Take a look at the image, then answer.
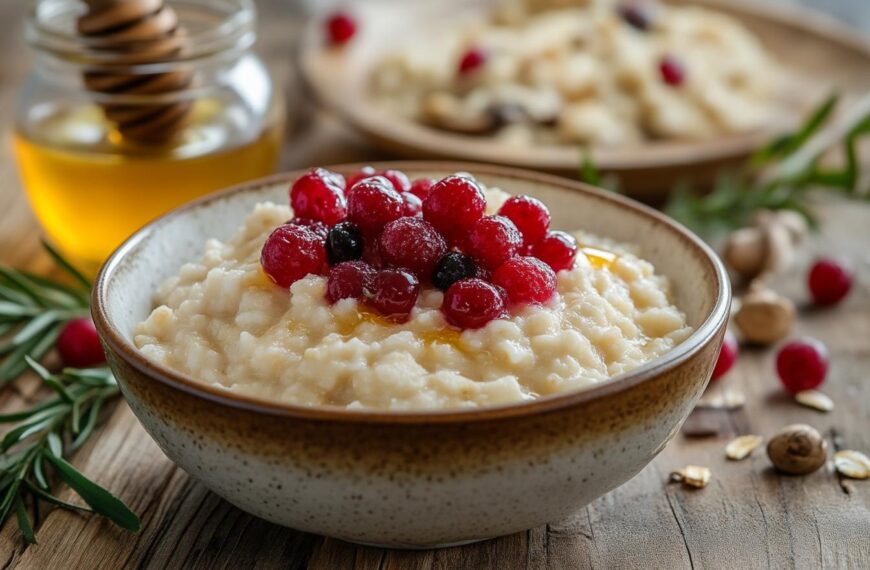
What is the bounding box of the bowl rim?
[92,161,731,424]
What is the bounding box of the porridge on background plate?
[135,169,692,410]
[369,0,780,146]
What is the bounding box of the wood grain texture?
[1,1,868,568]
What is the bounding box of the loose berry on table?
[497,195,551,245]
[261,224,327,288]
[432,252,478,291]
[290,168,347,226]
[326,261,375,303]
[659,55,685,87]
[808,257,853,306]
[57,317,106,368]
[326,221,364,265]
[491,256,557,306]
[287,217,329,239]
[346,176,405,234]
[326,12,357,45]
[465,215,523,270]
[379,217,448,277]
[533,230,578,272]
[442,279,505,329]
[422,175,487,241]
[365,269,421,320]
[710,329,738,381]
[776,337,829,394]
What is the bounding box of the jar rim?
[26,0,257,70]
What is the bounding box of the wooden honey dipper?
[77,0,193,144]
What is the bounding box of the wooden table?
[1,1,869,568]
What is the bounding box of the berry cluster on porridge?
[135,168,693,410]
[369,0,779,146]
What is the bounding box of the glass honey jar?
[15,0,285,274]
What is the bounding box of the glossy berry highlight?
[378,217,448,277]
[365,269,421,320]
[261,224,326,288]
[346,176,405,234]
[57,318,106,368]
[290,168,347,226]
[326,261,374,303]
[491,256,557,306]
[465,215,523,270]
[442,279,505,329]
[422,175,486,241]
[533,230,578,272]
[498,195,551,245]
[326,12,357,45]
[776,337,829,394]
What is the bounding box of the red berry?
[378,217,448,278]
[290,168,347,226]
[533,230,578,272]
[497,195,551,245]
[401,192,423,216]
[808,258,853,306]
[464,215,522,270]
[409,178,434,200]
[287,217,329,239]
[362,238,384,268]
[345,166,376,190]
[422,175,487,241]
[375,169,411,193]
[57,317,106,368]
[346,176,404,234]
[491,256,557,306]
[776,338,829,394]
[326,261,375,303]
[261,225,327,288]
[659,55,685,87]
[710,329,738,382]
[365,269,420,321]
[326,12,356,45]
[442,279,505,329]
[458,47,487,76]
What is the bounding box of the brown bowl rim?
[92,161,730,424]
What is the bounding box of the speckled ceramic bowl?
[92,163,729,548]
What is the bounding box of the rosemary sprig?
[0,244,140,543]
[0,242,91,386]
[662,94,870,236]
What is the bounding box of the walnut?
[766,424,828,475]
[733,285,796,344]
[722,210,807,282]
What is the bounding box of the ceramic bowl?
[92,163,730,548]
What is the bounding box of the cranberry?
[776,338,829,394]
[464,215,522,270]
[533,231,578,272]
[491,256,557,306]
[422,175,487,241]
[326,261,375,303]
[497,195,551,245]
[458,47,487,76]
[261,224,327,288]
[326,12,356,45]
[57,317,106,368]
[365,269,420,320]
[808,258,853,306]
[378,217,448,277]
[326,221,363,265]
[362,238,384,268]
[346,176,405,234]
[409,178,434,200]
[287,217,329,239]
[401,192,423,216]
[710,329,738,382]
[375,169,411,193]
[659,55,685,87]
[290,168,347,226]
[442,279,505,329]
[618,2,653,31]
[432,251,478,291]
[345,166,376,190]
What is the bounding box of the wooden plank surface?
[1,1,869,568]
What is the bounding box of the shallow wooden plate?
[299,0,870,198]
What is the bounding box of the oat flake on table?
[725,435,764,460]
[834,450,870,479]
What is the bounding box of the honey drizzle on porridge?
[581,246,617,269]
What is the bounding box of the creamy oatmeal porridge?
[135,172,692,410]
[370,0,779,146]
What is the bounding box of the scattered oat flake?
[697,387,746,410]
[725,435,764,460]
[795,390,834,412]
[834,450,870,480]
[670,465,712,488]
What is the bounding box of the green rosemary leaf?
[0,283,36,308]
[32,454,49,491]
[71,398,105,451]
[0,449,29,471]
[0,480,20,525]
[579,149,603,187]
[0,302,39,318]
[24,481,93,513]
[15,497,37,544]
[11,312,59,345]
[71,398,82,434]
[47,432,63,458]
[753,94,838,165]
[44,452,140,532]
[1,416,57,452]
[62,367,116,387]
[41,241,92,292]
[0,397,65,423]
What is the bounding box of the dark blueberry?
[326,221,363,265]
[618,2,653,31]
[432,251,477,291]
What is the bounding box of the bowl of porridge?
[92,163,729,547]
